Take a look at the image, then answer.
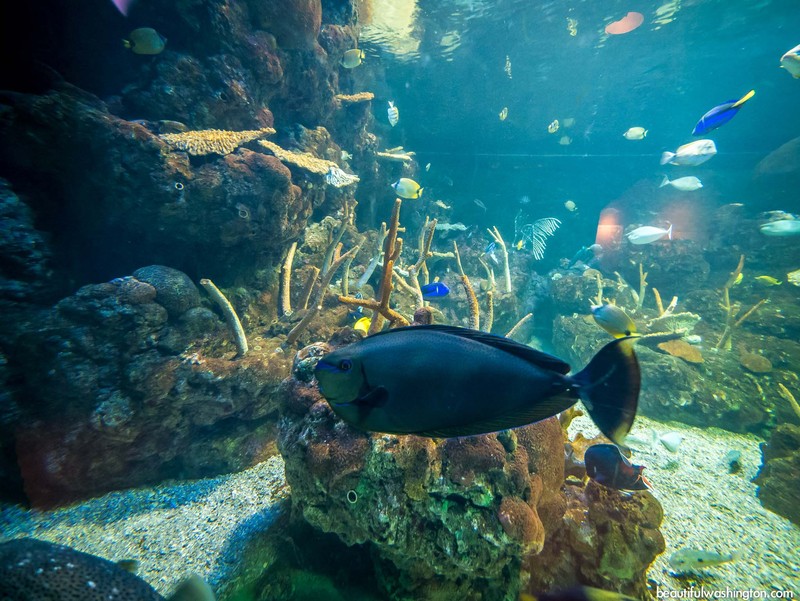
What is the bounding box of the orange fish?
[605,12,644,35]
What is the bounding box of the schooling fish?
[626,224,673,245]
[669,548,738,573]
[420,282,450,299]
[660,175,702,191]
[591,304,637,338]
[692,90,755,136]
[341,48,364,69]
[391,177,423,199]
[0,538,214,601]
[123,27,167,55]
[780,43,800,78]
[314,325,640,444]
[759,219,800,236]
[660,139,717,166]
[584,444,651,491]
[387,101,399,127]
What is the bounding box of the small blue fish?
[483,242,499,265]
[420,282,450,299]
[692,90,754,136]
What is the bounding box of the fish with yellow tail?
[341,48,365,68]
[123,27,167,55]
[315,324,641,445]
[591,304,638,338]
[692,90,755,136]
[780,43,800,79]
[387,101,399,127]
[391,177,423,199]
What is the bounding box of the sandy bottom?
[570,415,800,595]
[1,418,799,598]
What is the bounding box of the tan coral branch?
[453,241,480,330]
[280,241,297,316]
[161,127,275,156]
[506,313,533,339]
[335,92,375,106]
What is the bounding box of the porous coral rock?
[278,359,567,601]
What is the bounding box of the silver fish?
[387,101,399,127]
[660,139,717,166]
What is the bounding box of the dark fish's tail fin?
[571,337,640,446]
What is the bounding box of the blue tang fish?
[584,443,651,491]
[314,325,640,444]
[692,90,754,136]
[420,282,449,298]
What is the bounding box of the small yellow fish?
[123,28,167,55]
[499,107,508,121]
[755,275,782,286]
[548,119,560,134]
[354,316,371,335]
[623,127,647,140]
[591,304,638,338]
[515,240,525,250]
[564,200,577,212]
[341,48,364,68]
[391,177,423,199]
[732,272,743,286]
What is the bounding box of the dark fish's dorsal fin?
[370,325,572,374]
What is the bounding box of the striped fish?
[387,101,399,127]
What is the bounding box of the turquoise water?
[0,0,799,600]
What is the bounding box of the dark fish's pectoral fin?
[572,336,640,446]
[355,385,389,408]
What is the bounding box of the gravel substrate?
[0,455,288,596]
[570,415,800,595]
[1,418,798,598]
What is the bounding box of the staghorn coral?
[160,127,275,156]
[199,278,248,358]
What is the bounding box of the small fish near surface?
[692,90,755,136]
[626,224,673,245]
[420,282,450,299]
[669,548,738,573]
[660,175,702,191]
[660,139,717,166]
[391,177,423,199]
[623,127,647,140]
[314,324,641,445]
[0,538,214,601]
[123,27,167,55]
[341,48,365,68]
[584,443,651,491]
[759,219,800,236]
[779,43,800,79]
[387,101,399,127]
[591,304,637,338]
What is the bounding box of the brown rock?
[658,339,704,363]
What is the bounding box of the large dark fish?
[584,443,650,491]
[0,538,214,601]
[692,90,754,136]
[314,325,639,445]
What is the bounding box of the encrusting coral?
[160,127,275,156]
[334,92,375,106]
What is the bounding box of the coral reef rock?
[8,271,291,507]
[278,359,567,600]
[754,424,800,526]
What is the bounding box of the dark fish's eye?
[339,359,353,371]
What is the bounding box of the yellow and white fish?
[504,55,512,78]
[623,127,647,140]
[548,120,560,134]
[660,139,717,166]
[559,136,572,146]
[780,43,800,79]
[341,48,364,69]
[354,316,371,335]
[123,28,166,55]
[391,177,423,199]
[499,107,508,121]
[387,101,399,127]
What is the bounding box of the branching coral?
[160,127,275,155]
[777,384,800,421]
[258,139,335,175]
[199,278,248,358]
[716,255,767,350]
[453,241,480,330]
[338,199,410,332]
[506,313,533,339]
[486,226,512,294]
[280,241,298,316]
